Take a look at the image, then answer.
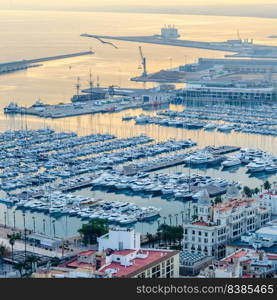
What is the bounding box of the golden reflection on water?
[0,10,276,236]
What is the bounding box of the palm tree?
[264,181,271,191]
[7,233,21,263]
[0,243,10,274]
[146,232,153,248]
[50,257,60,267]
[13,262,26,277]
[26,255,40,272]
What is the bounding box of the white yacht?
[246,161,267,173]
[265,164,277,173]
[204,123,217,130]
[221,157,241,167]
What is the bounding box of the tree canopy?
[78,218,109,245]
[157,224,183,246]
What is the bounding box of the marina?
[0,4,277,281]
[126,103,277,137]
[0,9,276,243]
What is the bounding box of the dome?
[197,189,211,205]
[226,184,240,199]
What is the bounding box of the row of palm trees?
[145,224,184,250]
[0,233,42,277]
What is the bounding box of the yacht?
[119,216,137,225]
[265,164,277,173]
[204,123,217,130]
[246,161,267,173]
[217,125,233,132]
[221,157,241,168]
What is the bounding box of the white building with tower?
[183,186,271,259]
[161,25,180,40]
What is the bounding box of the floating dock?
[123,146,239,176]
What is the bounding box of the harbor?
[1,4,277,281]
[0,9,276,245]
[81,26,277,58]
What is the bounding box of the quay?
[0,51,94,75]
[81,29,277,58]
[208,146,241,155]
[122,146,239,176]
[60,179,97,192]
[123,157,189,176]
[4,96,172,119]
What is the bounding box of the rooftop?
[192,221,211,227]
[213,197,256,213]
[227,240,277,254]
[256,226,277,236]
[99,249,178,278]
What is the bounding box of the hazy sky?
[5,0,277,7]
[3,0,277,19]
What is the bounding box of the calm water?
[0,10,276,237]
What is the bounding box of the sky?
[4,0,277,8]
[2,0,277,18]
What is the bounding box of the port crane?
[138,46,147,77]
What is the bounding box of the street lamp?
[169,214,172,226]
[157,219,161,228]
[181,211,184,225]
[32,216,36,233]
[52,220,56,237]
[4,212,7,228]
[175,213,178,226]
[13,211,16,229]
[43,219,46,234]
[22,212,27,260]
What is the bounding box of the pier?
[123,146,239,176]
[4,95,172,119]
[81,33,277,58]
[0,51,94,75]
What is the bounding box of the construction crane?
[138,46,147,77]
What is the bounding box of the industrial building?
[180,58,277,72]
[178,84,276,103]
